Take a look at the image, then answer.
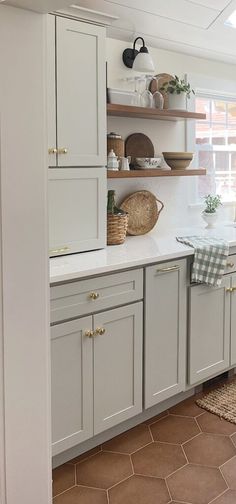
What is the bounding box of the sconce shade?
[122,36,154,72]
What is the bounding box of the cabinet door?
[51,317,93,456]
[189,277,230,385]
[47,14,57,167]
[93,303,143,435]
[48,167,106,256]
[56,17,106,167]
[230,273,236,366]
[145,260,187,409]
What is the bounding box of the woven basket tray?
[120,190,164,236]
[107,213,129,245]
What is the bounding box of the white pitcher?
[120,156,131,171]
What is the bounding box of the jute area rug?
[196,379,236,424]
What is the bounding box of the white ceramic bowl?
[135,157,162,169]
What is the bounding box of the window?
[195,94,236,202]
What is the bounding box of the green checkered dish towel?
[176,236,229,286]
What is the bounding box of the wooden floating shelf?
[107,103,206,121]
[107,169,207,178]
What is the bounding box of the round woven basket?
[120,190,164,236]
[107,213,129,245]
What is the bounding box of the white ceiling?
[2,0,236,64]
[72,0,236,64]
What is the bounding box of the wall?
[106,38,236,233]
[0,6,51,504]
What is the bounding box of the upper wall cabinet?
[47,15,106,167]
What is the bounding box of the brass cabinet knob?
[226,287,233,293]
[84,330,94,338]
[58,148,68,154]
[95,327,106,336]
[89,292,100,300]
[227,262,235,268]
[48,148,58,154]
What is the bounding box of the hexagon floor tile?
[220,456,236,490]
[183,433,236,467]
[108,475,170,504]
[53,486,108,504]
[197,412,236,435]
[167,464,227,504]
[102,424,152,454]
[76,451,132,489]
[211,490,236,504]
[132,441,186,478]
[52,464,75,497]
[169,397,203,418]
[151,415,200,444]
[231,433,236,447]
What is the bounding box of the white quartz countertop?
[50,224,236,284]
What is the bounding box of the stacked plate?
[162,152,194,170]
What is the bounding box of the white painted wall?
[0,6,51,504]
[107,38,236,232]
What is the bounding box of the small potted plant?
[202,194,222,228]
[160,75,195,110]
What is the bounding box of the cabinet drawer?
[225,254,236,275]
[50,269,143,323]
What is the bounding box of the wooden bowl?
[163,158,193,170]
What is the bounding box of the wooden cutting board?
[125,133,154,166]
[149,73,174,109]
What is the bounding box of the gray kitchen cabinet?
[51,316,93,456]
[145,260,187,408]
[93,303,143,434]
[48,167,106,256]
[189,277,231,385]
[230,273,236,366]
[47,15,106,167]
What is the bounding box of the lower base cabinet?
[51,302,143,455]
[145,260,187,409]
[51,316,93,456]
[189,278,230,385]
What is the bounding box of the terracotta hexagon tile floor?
[108,475,170,504]
[102,424,152,454]
[151,414,200,444]
[76,451,132,489]
[167,464,227,504]
[183,432,236,467]
[53,383,236,503]
[197,412,236,435]
[211,490,236,504]
[220,456,236,490]
[53,486,108,504]
[132,441,187,478]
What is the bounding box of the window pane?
[227,102,236,124]
[212,100,226,123]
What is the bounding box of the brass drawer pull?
[84,330,95,338]
[226,287,233,293]
[49,246,70,255]
[95,327,106,336]
[58,148,68,154]
[89,292,100,300]
[48,147,58,154]
[227,262,235,268]
[156,265,180,273]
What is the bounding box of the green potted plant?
[202,194,222,228]
[160,75,195,110]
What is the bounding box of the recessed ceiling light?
[225,9,236,28]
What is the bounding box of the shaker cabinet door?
[145,260,187,408]
[56,17,106,167]
[93,303,143,435]
[189,278,230,385]
[48,167,106,256]
[230,273,236,366]
[51,317,93,456]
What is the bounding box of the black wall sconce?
[122,36,154,72]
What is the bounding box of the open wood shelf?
[107,103,206,121]
[107,168,206,178]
